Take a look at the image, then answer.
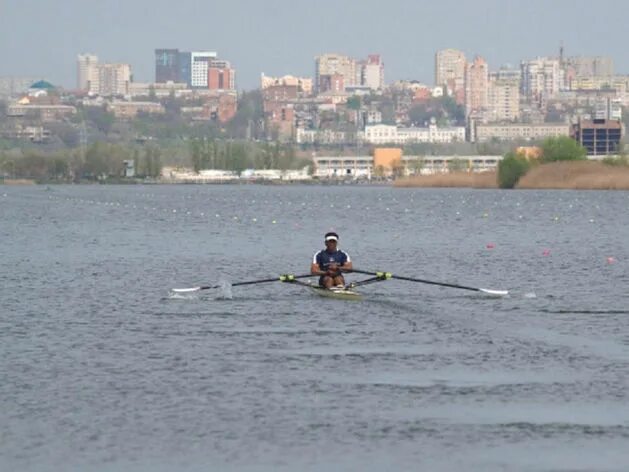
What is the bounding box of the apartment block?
[94,63,132,96]
[361,54,385,90]
[7,104,77,122]
[77,54,98,91]
[207,60,236,91]
[521,57,564,107]
[435,49,466,104]
[487,70,520,122]
[263,85,299,103]
[315,54,358,93]
[594,97,622,120]
[474,123,570,142]
[364,123,466,145]
[564,56,614,79]
[465,56,489,116]
[108,101,165,119]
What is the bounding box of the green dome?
[30,80,55,89]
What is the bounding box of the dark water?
[2,184,629,472]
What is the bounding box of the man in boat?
[311,232,353,289]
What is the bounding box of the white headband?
[325,235,338,242]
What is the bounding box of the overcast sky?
[1,0,627,90]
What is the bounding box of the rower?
[311,232,353,289]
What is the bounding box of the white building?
[296,128,351,145]
[190,51,218,88]
[595,97,622,120]
[312,154,502,179]
[77,54,99,91]
[474,123,570,142]
[403,155,502,175]
[435,49,466,96]
[364,123,466,145]
[521,57,564,106]
[312,156,373,179]
[361,54,384,90]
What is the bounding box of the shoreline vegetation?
[4,161,629,189]
[395,161,629,190]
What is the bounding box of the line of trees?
[0,142,162,182]
[189,139,309,174]
[0,138,310,182]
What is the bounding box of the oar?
[349,269,508,296]
[172,273,313,293]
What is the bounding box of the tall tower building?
[435,49,466,102]
[93,63,132,96]
[77,54,99,91]
[488,69,520,122]
[178,51,192,87]
[155,49,180,83]
[465,55,489,116]
[190,51,218,88]
[208,60,236,91]
[315,54,357,93]
[521,57,564,107]
[362,54,385,90]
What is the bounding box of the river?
[2,184,628,471]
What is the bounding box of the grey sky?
[1,0,627,90]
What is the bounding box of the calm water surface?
[2,184,629,471]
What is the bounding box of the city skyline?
[2,0,629,90]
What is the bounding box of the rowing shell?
[308,285,362,301]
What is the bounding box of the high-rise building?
[77,54,99,91]
[521,57,564,106]
[315,54,357,93]
[190,51,218,88]
[595,97,622,121]
[435,49,466,102]
[208,60,236,91]
[178,51,192,86]
[465,56,489,116]
[487,69,520,122]
[361,54,385,90]
[93,63,132,96]
[155,49,180,83]
[565,56,614,78]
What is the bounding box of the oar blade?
[171,286,202,293]
[479,288,509,296]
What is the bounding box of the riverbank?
[393,171,498,188]
[393,161,629,190]
[517,161,629,189]
[5,161,629,189]
[0,179,36,185]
